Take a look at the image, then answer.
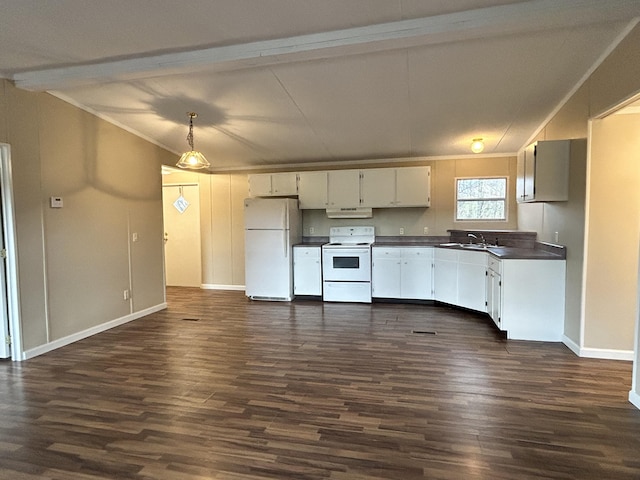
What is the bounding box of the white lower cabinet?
[293,246,322,296]
[486,256,502,328]
[434,248,486,310]
[372,247,433,300]
[497,258,566,342]
[434,247,565,342]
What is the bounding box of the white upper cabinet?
[251,165,431,208]
[327,169,360,208]
[248,172,298,197]
[516,139,572,203]
[360,166,431,208]
[297,171,328,209]
[395,166,431,207]
[360,169,396,207]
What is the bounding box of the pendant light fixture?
[176,112,210,169]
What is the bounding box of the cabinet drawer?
[488,256,501,274]
[294,246,321,259]
[372,247,401,258]
[402,247,433,259]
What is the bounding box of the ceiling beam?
[13,0,640,91]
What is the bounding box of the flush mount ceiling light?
[176,112,210,169]
[470,138,484,154]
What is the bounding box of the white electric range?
[321,226,375,303]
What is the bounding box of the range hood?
[326,207,373,219]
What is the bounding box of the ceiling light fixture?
[176,112,210,169]
[470,138,484,154]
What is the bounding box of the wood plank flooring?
[1,287,639,479]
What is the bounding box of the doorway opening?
[0,144,22,361]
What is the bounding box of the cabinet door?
[298,171,328,209]
[534,140,570,201]
[523,143,536,202]
[400,247,433,300]
[360,168,395,208]
[271,173,297,196]
[327,170,360,208]
[486,268,502,328]
[248,174,272,197]
[457,250,487,312]
[293,247,322,295]
[434,249,458,305]
[396,166,431,207]
[372,248,401,298]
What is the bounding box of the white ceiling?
[1,0,639,172]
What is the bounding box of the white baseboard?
[23,303,167,360]
[201,284,245,291]
[562,335,633,360]
[562,335,581,356]
[630,390,640,410]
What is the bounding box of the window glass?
[456,178,507,221]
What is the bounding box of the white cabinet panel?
[434,248,458,305]
[298,171,328,209]
[400,247,433,300]
[360,169,396,208]
[372,246,433,300]
[248,172,297,197]
[517,139,572,203]
[371,248,401,298]
[293,246,322,296]
[327,170,360,208]
[395,166,431,207]
[456,250,487,312]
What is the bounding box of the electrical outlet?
[132,232,139,242]
[309,226,315,235]
[123,289,130,300]
[399,227,405,235]
[423,227,429,235]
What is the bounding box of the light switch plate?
[50,196,63,208]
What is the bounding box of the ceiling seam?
[268,67,334,160]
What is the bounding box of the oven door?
[322,247,371,282]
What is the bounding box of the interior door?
[162,184,202,287]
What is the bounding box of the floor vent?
[412,330,437,335]
[182,318,200,322]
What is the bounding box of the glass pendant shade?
[177,150,210,169]
[176,112,210,169]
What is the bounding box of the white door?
[162,185,202,287]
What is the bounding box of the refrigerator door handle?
[283,230,288,258]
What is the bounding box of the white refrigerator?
[244,197,301,301]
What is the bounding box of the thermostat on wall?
[50,196,63,208]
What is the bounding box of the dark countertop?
[297,236,565,260]
[373,240,565,260]
[436,243,565,260]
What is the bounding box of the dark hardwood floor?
[1,287,639,479]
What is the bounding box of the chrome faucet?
[467,233,485,245]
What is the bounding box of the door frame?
[0,144,23,361]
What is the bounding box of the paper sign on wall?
[173,195,190,214]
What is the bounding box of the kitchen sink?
[439,242,497,250]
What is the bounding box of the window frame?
[454,176,509,222]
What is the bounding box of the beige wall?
[517,24,640,354]
[584,114,640,350]
[0,80,171,354]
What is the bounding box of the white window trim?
[454,176,509,222]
